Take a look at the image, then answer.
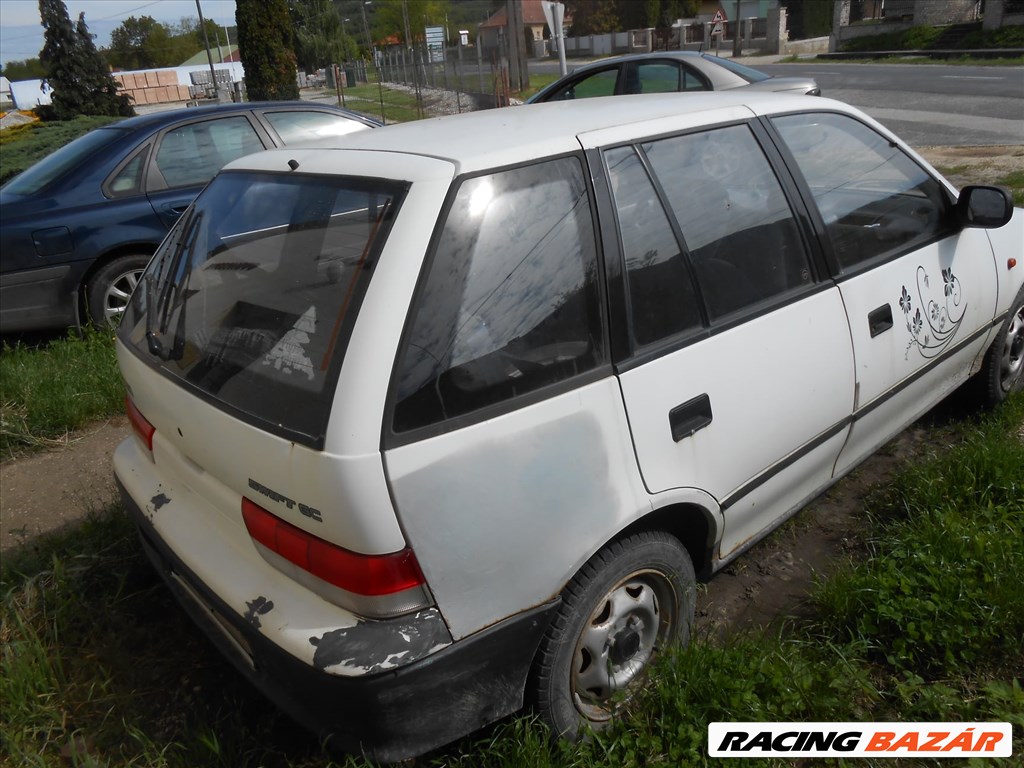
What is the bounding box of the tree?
[1,58,46,80]
[107,16,178,69]
[37,0,133,120]
[236,0,300,100]
[373,0,450,45]
[565,0,620,35]
[290,0,358,71]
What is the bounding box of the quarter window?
[393,157,604,433]
[771,112,951,271]
[642,125,813,321]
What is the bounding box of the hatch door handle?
[669,393,713,443]
[868,303,893,338]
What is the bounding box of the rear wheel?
[86,255,150,328]
[979,286,1024,406]
[530,531,695,740]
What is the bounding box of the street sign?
[711,9,727,23]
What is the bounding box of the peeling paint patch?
[151,493,171,511]
[309,608,451,673]
[244,596,274,629]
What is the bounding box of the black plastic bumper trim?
[118,479,559,763]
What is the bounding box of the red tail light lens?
[126,396,155,454]
[241,498,425,596]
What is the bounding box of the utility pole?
[732,0,742,57]
[195,0,222,101]
[505,0,529,91]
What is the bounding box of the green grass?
[0,115,121,185]
[998,170,1024,206]
[2,396,1021,766]
[0,329,125,458]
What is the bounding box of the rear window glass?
[119,170,405,448]
[3,127,127,195]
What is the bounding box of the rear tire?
[979,285,1024,406]
[529,530,695,741]
[86,255,150,328]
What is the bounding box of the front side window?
[771,112,952,271]
[392,157,604,433]
[548,68,618,100]
[119,171,404,447]
[643,125,813,321]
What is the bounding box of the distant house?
[478,0,574,56]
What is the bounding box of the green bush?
[0,115,121,185]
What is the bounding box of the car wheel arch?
[78,244,157,323]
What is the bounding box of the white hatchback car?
[114,93,1023,761]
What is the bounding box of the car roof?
[563,51,708,70]
[96,101,364,133]
[234,92,850,178]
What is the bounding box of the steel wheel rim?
[103,268,144,325]
[1000,306,1024,393]
[571,570,676,723]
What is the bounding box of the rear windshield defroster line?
[119,170,407,449]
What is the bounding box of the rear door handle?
[669,393,713,442]
[868,303,893,338]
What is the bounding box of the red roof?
[480,0,566,29]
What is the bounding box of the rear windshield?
[2,126,127,195]
[119,170,405,448]
[700,54,771,83]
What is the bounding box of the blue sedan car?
[0,102,378,332]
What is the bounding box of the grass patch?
[0,115,121,185]
[997,169,1024,206]
[2,396,1021,766]
[0,329,124,458]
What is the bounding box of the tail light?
[242,497,430,617]
[126,396,155,458]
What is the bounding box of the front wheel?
[529,531,695,740]
[979,285,1024,406]
[86,255,150,328]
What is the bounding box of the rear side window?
[606,145,702,346]
[154,116,263,189]
[549,68,618,100]
[642,125,813,321]
[771,112,951,271]
[119,171,404,448]
[3,127,127,195]
[392,157,604,433]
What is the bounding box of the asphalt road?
[530,58,1023,147]
[756,62,1024,147]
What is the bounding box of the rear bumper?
[119,479,558,762]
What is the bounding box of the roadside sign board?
[425,25,445,62]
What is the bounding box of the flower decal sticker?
[899,286,912,315]
[900,266,965,360]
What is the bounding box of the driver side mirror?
[956,185,1013,229]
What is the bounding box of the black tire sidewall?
[983,285,1024,406]
[86,255,151,327]
[532,531,695,740]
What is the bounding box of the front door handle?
[669,393,713,442]
[868,303,893,338]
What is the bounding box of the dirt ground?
[0,146,1020,639]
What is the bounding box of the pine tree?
[37,0,133,119]
[236,0,300,101]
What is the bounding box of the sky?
[0,0,238,67]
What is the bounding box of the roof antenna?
[288,159,300,171]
